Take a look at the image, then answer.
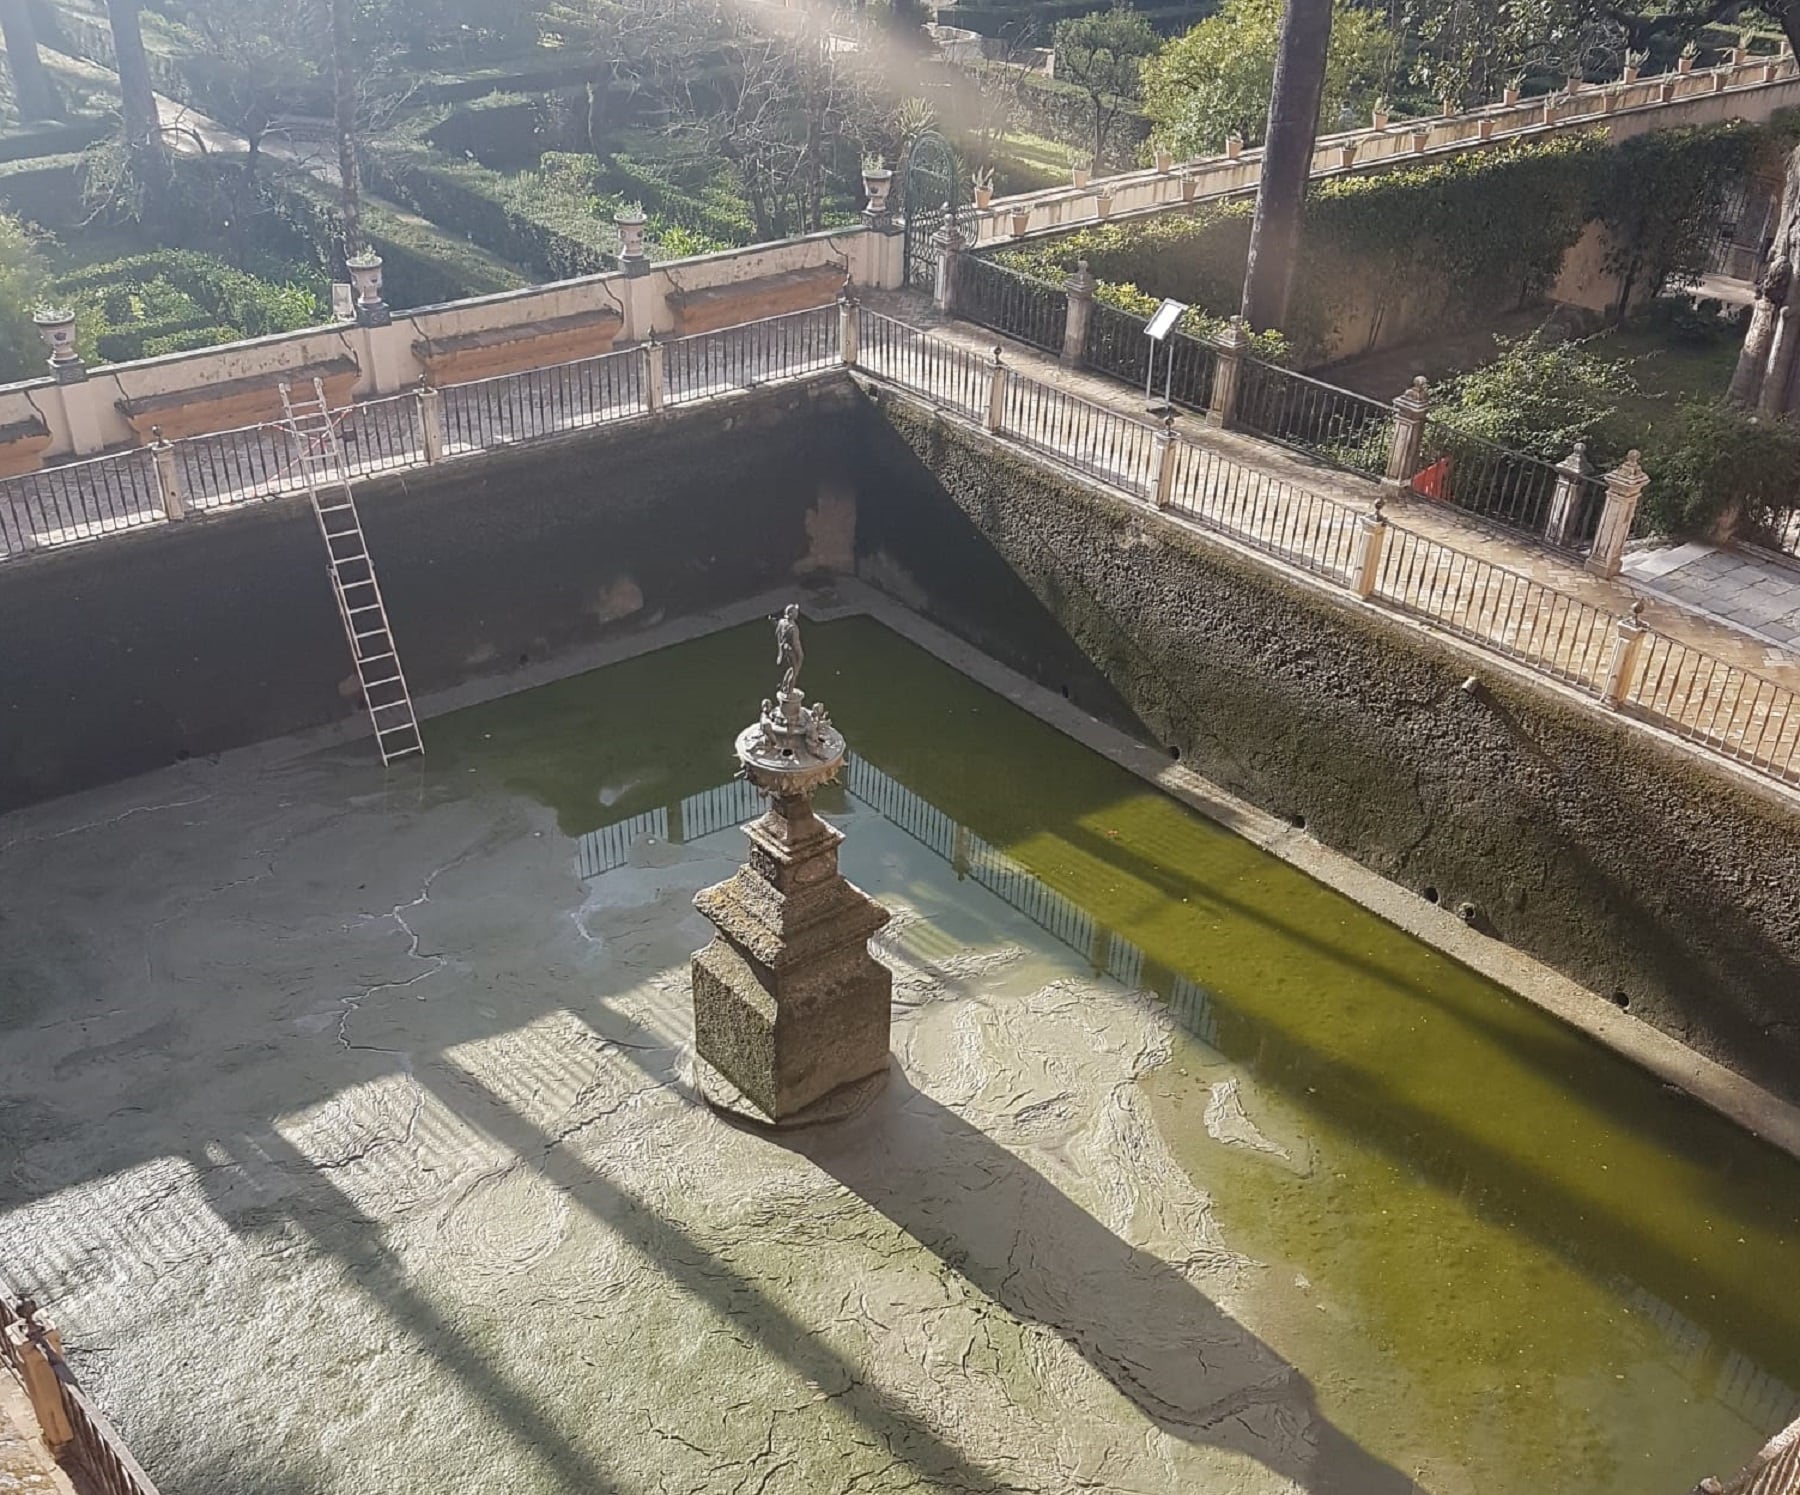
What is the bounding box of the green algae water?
[431,615,1800,1495]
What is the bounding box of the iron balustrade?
[443,346,646,451]
[855,308,992,422]
[1,1281,161,1495]
[1629,634,1800,784]
[1164,439,1361,584]
[956,256,1067,355]
[1236,358,1395,479]
[1411,418,1608,551]
[1088,301,1222,412]
[662,305,840,405]
[0,448,160,549]
[1002,374,1161,499]
[1374,527,1618,690]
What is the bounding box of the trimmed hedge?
[0,152,90,229]
[364,135,622,281]
[52,248,328,364]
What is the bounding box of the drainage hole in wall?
[518,653,531,666]
[1060,684,1071,700]
[1291,813,1307,830]
[1169,745,1181,760]
[1423,886,1440,905]
[174,748,191,764]
[1611,990,1631,1010]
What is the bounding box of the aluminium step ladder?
[280,379,424,765]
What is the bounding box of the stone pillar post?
[34,307,106,457]
[1351,498,1389,598]
[1152,415,1177,508]
[986,347,1008,433]
[1587,450,1649,578]
[643,338,666,414]
[151,426,185,520]
[1602,601,1649,707]
[1544,441,1590,547]
[1061,259,1096,369]
[1384,375,1431,488]
[1206,315,1252,429]
[931,211,966,315]
[838,294,860,367]
[5,1325,71,1456]
[418,385,446,463]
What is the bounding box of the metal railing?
[1165,438,1361,585]
[1375,526,1618,690]
[1002,372,1162,498]
[1237,357,1395,480]
[444,346,645,451]
[0,448,161,550]
[664,304,839,405]
[956,256,1067,355]
[1628,633,1800,784]
[1413,417,1608,549]
[855,309,992,422]
[2,1282,161,1495]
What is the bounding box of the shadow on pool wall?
[850,386,1800,1106]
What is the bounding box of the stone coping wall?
[857,392,1800,1103]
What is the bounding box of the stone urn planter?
[613,205,648,261]
[1372,106,1390,130]
[1095,188,1114,218]
[1154,145,1173,172]
[32,306,79,375]
[1337,141,1357,168]
[862,164,894,216]
[1071,162,1091,189]
[974,184,993,210]
[1225,133,1243,160]
[1010,206,1031,236]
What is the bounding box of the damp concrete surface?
[0,615,1796,1495]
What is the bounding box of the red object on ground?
[1413,457,1452,500]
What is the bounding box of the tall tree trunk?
[1240,0,1332,332]
[0,0,57,121]
[104,0,166,187]
[329,0,364,265]
[1731,146,1800,408]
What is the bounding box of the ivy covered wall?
[994,121,1787,366]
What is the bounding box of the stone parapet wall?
[858,394,1800,1102]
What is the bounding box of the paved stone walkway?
[1625,542,1800,649]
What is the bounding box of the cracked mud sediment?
[2,617,1799,1495]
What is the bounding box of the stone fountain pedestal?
[691,672,893,1129]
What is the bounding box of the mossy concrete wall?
[857,389,1800,1102]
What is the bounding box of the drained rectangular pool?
[0,615,1794,1495]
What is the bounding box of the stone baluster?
[1151,415,1177,508]
[1544,441,1590,548]
[643,336,666,415]
[1061,259,1096,369]
[1602,601,1649,707]
[1384,375,1431,488]
[1206,316,1252,429]
[986,347,1008,433]
[838,293,860,368]
[418,384,447,463]
[151,426,185,521]
[1352,497,1389,599]
[1587,450,1649,579]
[932,210,966,315]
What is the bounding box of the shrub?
[1430,328,1640,469]
[1641,401,1800,543]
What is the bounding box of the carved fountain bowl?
[734,722,847,799]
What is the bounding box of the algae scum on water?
[1,615,1796,1495]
